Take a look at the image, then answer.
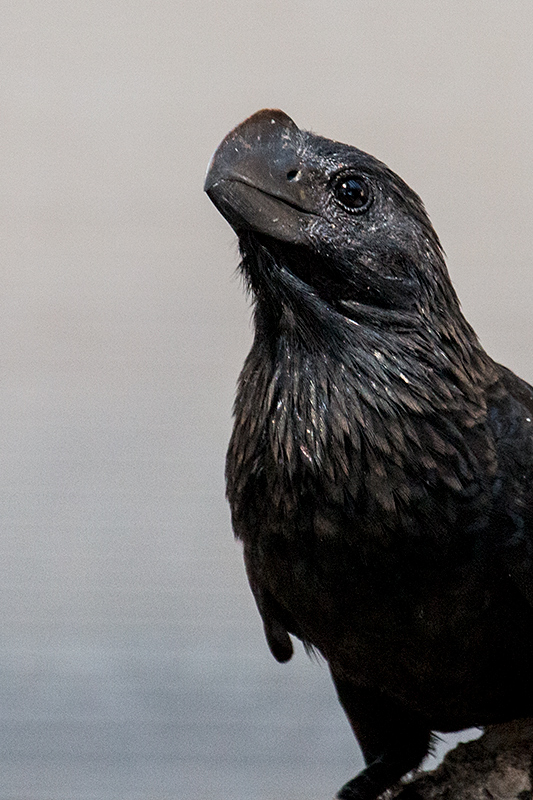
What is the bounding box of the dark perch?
[390,720,533,799]
[204,110,533,800]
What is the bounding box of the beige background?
[0,2,531,798]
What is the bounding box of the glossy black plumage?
[204,109,533,800]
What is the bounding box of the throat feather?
[227,330,492,535]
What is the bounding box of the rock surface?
[389,720,533,800]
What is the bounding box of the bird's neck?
[227,307,495,536]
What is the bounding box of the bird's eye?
[332,175,371,211]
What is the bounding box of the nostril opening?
[286,169,299,181]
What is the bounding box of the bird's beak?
[204,109,317,243]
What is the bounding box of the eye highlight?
[332,174,371,211]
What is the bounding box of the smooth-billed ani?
[204,109,533,800]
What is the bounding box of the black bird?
[204,109,533,800]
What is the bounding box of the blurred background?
[0,1,531,798]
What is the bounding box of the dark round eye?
[332,175,371,211]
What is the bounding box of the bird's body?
[204,110,533,799]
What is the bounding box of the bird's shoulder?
[486,362,533,454]
[485,363,533,604]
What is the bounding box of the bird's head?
[204,109,459,330]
